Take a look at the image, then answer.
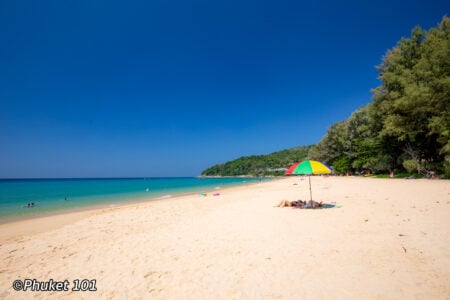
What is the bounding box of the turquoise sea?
[0,177,268,222]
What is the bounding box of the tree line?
[202,17,450,178]
[201,146,312,176]
[309,16,449,177]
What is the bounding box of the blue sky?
[1,0,449,178]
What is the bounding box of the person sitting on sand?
[276,200,305,208]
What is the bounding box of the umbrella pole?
[309,176,312,201]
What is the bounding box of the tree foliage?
[310,16,450,176]
[202,17,450,177]
[201,146,312,176]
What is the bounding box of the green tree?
[203,16,450,177]
[372,16,450,174]
[309,121,349,165]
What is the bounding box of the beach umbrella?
[290,160,332,201]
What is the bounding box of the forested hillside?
[202,17,450,178]
[201,146,312,176]
[309,16,449,177]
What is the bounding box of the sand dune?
[1,176,449,299]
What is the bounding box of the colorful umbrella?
[288,160,332,201]
[292,160,332,175]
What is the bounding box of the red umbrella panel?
[285,162,300,175]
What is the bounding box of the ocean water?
[0,177,268,222]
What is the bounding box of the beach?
[0,176,449,299]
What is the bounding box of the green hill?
[201,145,313,176]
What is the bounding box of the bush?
[403,159,419,173]
[333,156,351,174]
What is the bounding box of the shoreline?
[1,176,449,299]
[0,175,443,240]
[0,178,274,242]
[0,176,274,224]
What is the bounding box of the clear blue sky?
[1,0,448,178]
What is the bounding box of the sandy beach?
[0,176,449,299]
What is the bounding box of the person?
[276,199,322,208]
[276,200,305,208]
[276,200,293,207]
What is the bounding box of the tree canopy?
[202,16,450,178]
[310,16,450,177]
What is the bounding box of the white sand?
[0,176,449,299]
